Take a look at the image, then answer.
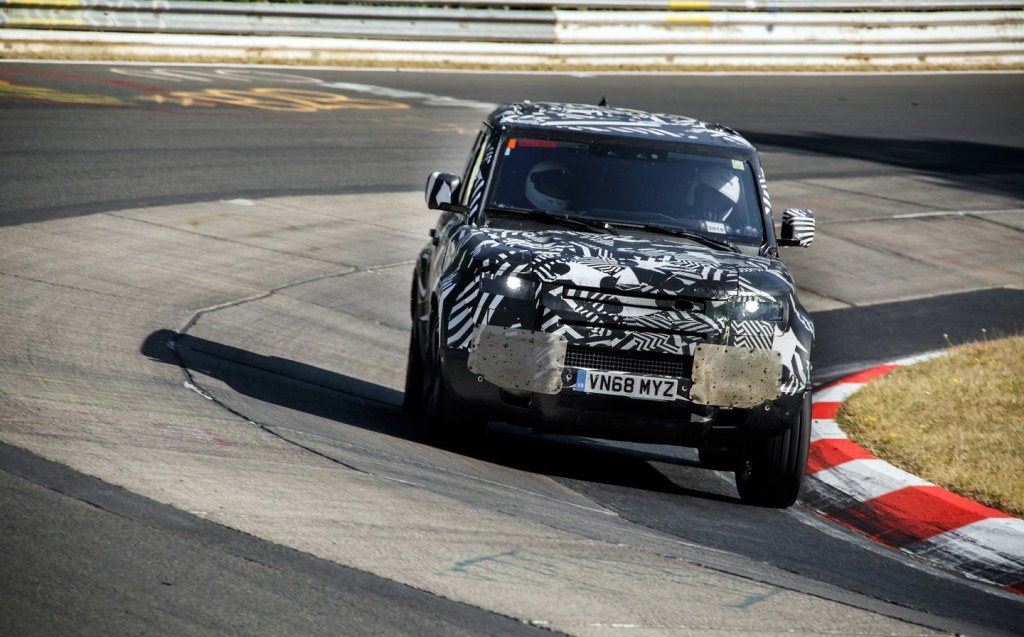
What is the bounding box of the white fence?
[1,0,1022,68]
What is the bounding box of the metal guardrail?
[3,0,1023,10]
[1,0,1022,67]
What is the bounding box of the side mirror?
[425,172,462,212]
[779,208,815,247]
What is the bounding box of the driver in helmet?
[688,166,742,222]
[525,161,572,212]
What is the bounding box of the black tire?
[419,312,486,446]
[421,357,453,443]
[734,392,811,508]
[402,321,424,416]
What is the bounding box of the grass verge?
[838,335,1024,517]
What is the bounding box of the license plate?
[574,369,679,402]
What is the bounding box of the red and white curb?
[802,355,1024,594]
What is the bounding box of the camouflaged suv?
[404,101,816,507]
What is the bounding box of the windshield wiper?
[639,224,739,252]
[490,207,618,235]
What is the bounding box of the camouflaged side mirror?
[779,208,815,247]
[425,172,463,212]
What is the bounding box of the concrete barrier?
[1,0,1022,68]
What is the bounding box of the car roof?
[488,101,756,152]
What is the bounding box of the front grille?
[558,285,703,313]
[542,284,710,336]
[564,346,691,378]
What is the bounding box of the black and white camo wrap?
[490,102,753,148]
[435,227,814,395]
[781,208,816,247]
[421,101,815,400]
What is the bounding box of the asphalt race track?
[1,62,1023,636]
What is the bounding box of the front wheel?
[420,312,487,447]
[734,392,811,508]
[402,321,424,416]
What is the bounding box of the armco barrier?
[1,0,1023,69]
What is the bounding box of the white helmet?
[688,166,741,221]
[525,161,572,212]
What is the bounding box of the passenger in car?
[687,165,744,222]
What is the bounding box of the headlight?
[481,273,539,300]
[707,296,786,323]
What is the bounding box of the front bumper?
[444,326,803,446]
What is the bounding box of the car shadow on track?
[743,132,1024,200]
[140,328,739,505]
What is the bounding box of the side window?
[459,126,493,208]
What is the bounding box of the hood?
[471,227,781,300]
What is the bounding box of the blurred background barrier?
[1,0,1022,68]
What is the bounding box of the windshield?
[487,135,765,246]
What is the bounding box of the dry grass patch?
[838,335,1024,517]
